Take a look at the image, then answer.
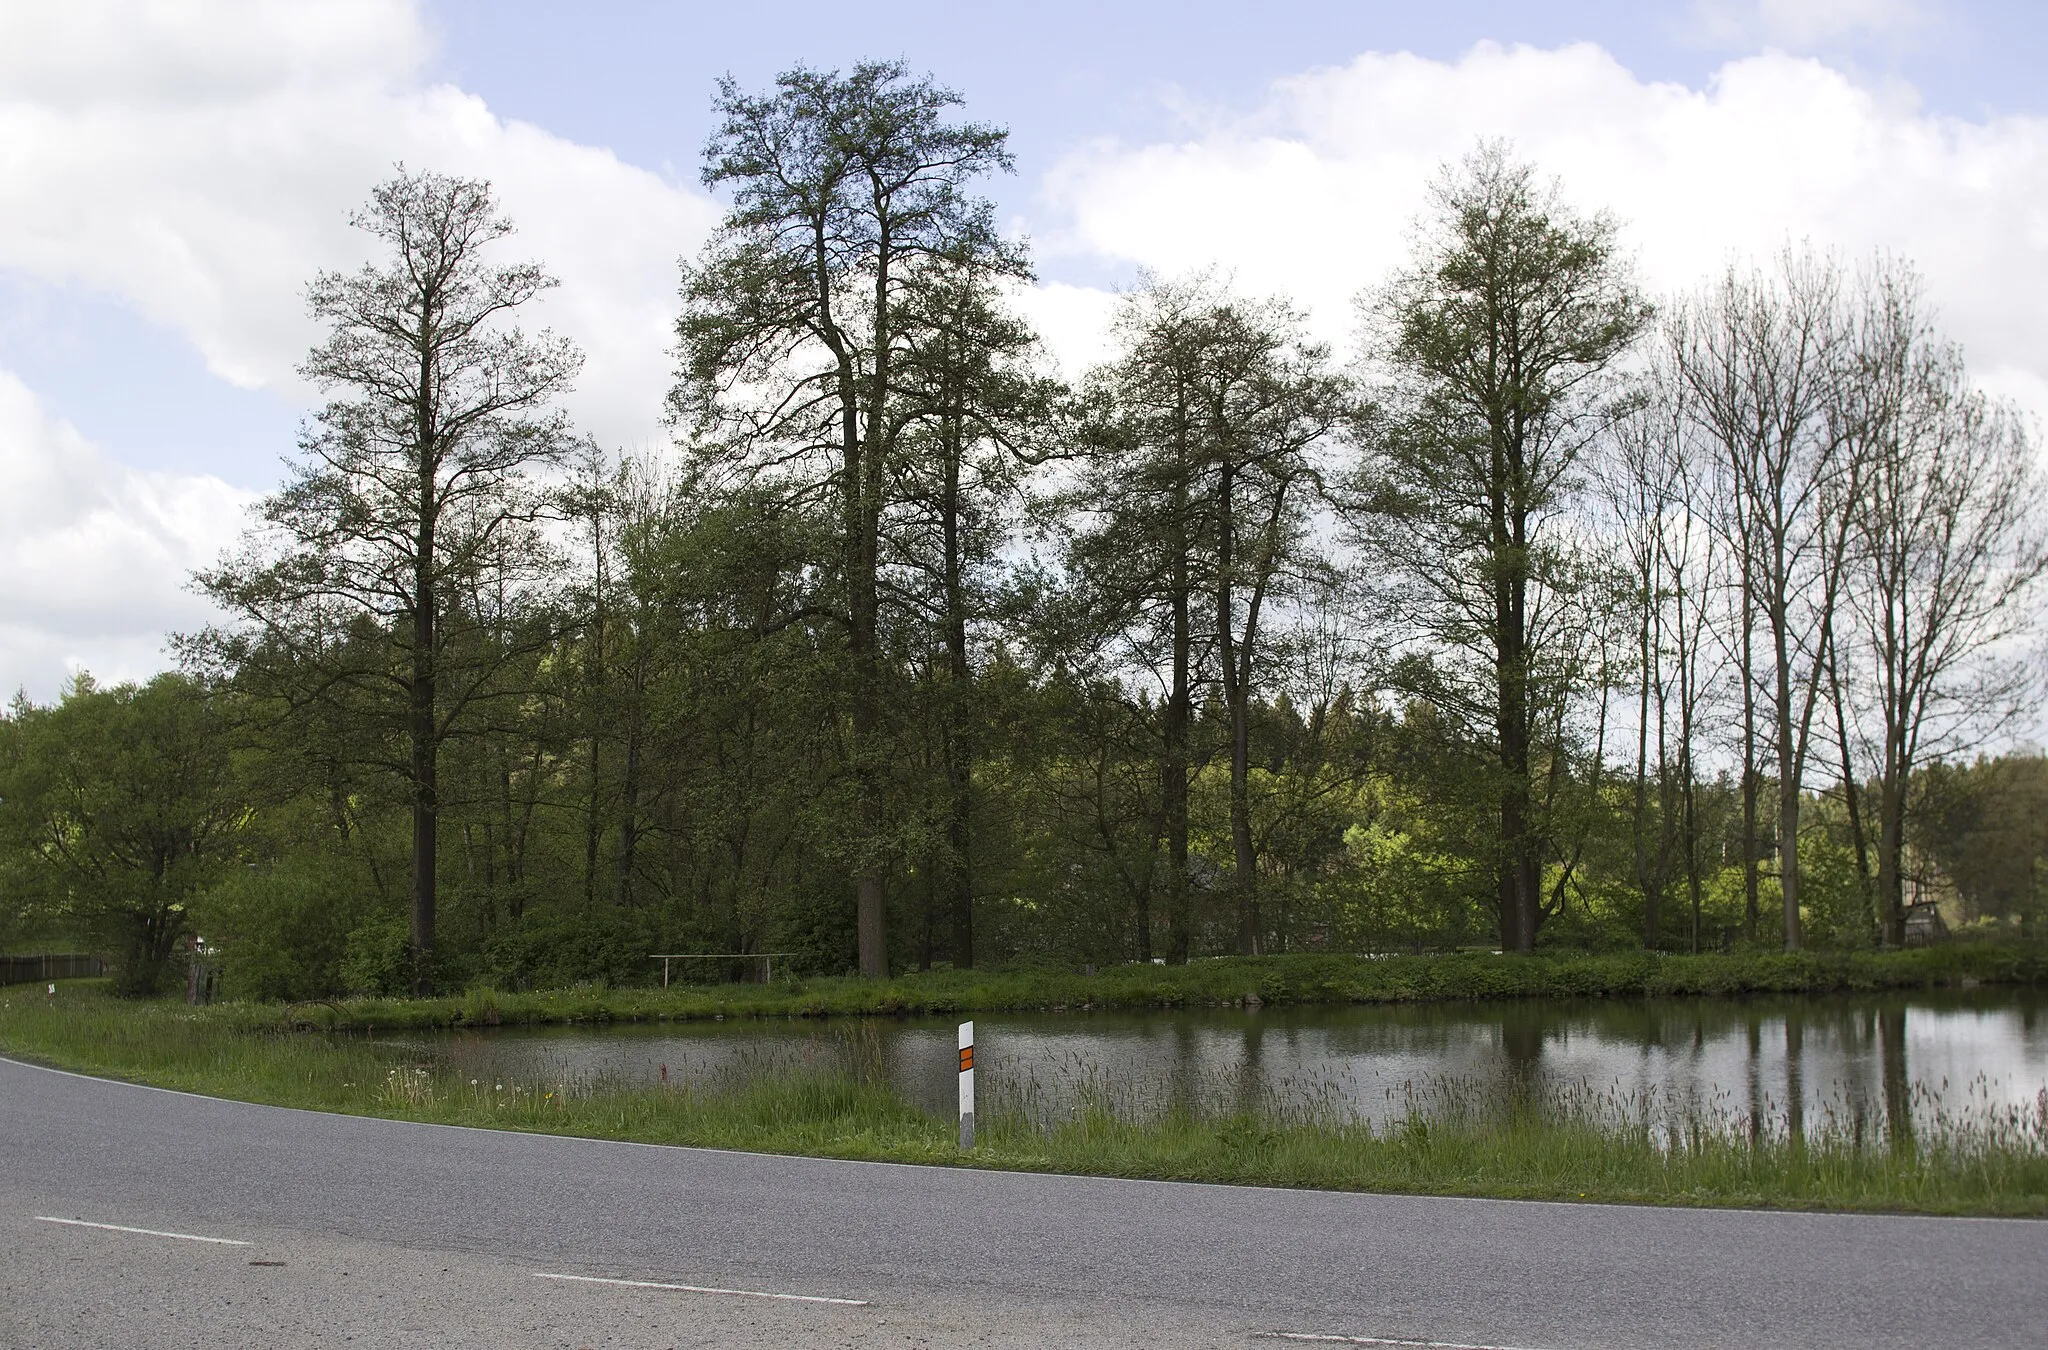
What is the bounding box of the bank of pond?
[203,942,2048,1034]
[1,947,2044,1217]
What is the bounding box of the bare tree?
[1604,355,1730,951]
[1672,250,1857,950]
[1837,265,2048,943]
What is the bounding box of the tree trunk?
[1774,603,1804,950]
[614,652,644,907]
[852,615,888,977]
[941,414,975,969]
[1495,497,1538,953]
[1635,600,1658,948]
[1228,685,1257,956]
[1827,641,1879,944]
[1216,460,1261,957]
[584,608,606,907]
[1876,771,1907,947]
[410,570,437,997]
[1732,600,1757,946]
[1165,531,1192,965]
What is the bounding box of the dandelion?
[495,1083,503,1091]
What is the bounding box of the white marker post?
[957,1020,976,1149]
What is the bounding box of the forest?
[4,61,2045,998]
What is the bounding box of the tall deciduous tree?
[1355,144,1648,952]
[671,61,1022,977]
[1672,251,1855,950]
[198,169,579,994]
[1602,355,1726,951]
[1837,266,2047,944]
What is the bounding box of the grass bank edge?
[189,943,2048,1034]
[2,994,2041,1219]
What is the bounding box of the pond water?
[413,989,2048,1146]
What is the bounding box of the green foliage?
[341,913,412,998]
[1917,756,2048,930]
[22,944,2024,1034]
[479,905,651,991]
[3,112,2037,987]
[194,855,367,1001]
[0,674,244,994]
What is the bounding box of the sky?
[1,0,2045,699]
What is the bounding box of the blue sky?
[427,1,2047,172]
[0,0,2044,695]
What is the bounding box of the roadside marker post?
[958,1020,975,1149]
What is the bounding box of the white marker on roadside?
[958,1020,975,1149]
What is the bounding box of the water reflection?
[423,989,2047,1148]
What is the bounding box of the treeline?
[3,62,2045,997]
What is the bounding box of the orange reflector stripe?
[959,1048,973,1071]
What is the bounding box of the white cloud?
[1685,0,1931,48]
[0,0,429,106]
[0,369,250,700]
[0,0,718,452]
[1035,43,2048,424]
[1011,281,1124,382]
[0,0,721,695]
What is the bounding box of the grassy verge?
[122,943,2048,1034]
[3,981,2044,1217]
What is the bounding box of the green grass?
[3,979,2044,1217]
[129,943,2048,1035]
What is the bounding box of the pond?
[414,989,2048,1147]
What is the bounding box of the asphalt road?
[2,1054,2042,1349]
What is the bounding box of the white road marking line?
[1258,1334,1549,1350]
[533,1271,870,1306]
[35,1216,251,1247]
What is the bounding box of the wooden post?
[958,1020,976,1149]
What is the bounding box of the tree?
[1063,278,1348,957]
[671,61,1022,977]
[0,674,243,994]
[1916,755,2048,930]
[198,168,580,994]
[1602,356,1727,951]
[1353,144,1649,952]
[1671,250,1855,950]
[1837,267,2047,944]
[889,252,1059,967]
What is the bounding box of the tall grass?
[4,982,2044,1216]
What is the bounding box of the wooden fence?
[0,954,105,986]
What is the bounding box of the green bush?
[480,904,651,991]
[341,912,412,997]
[196,856,368,1001]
